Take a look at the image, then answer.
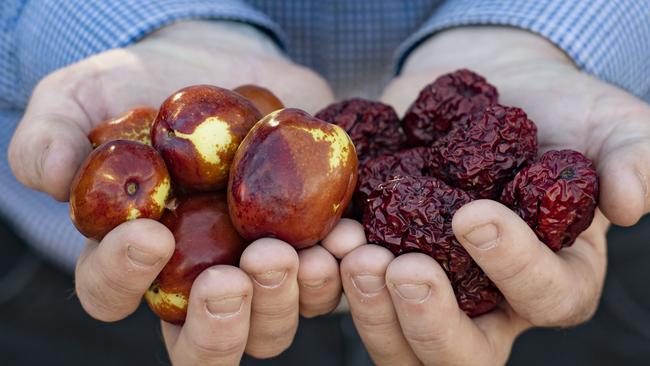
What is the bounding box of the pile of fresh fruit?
[316,69,599,317]
[69,69,598,323]
[69,84,358,324]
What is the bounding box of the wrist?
[402,26,574,76]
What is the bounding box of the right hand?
[8,20,345,365]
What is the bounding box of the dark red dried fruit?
[402,69,498,146]
[353,147,430,220]
[315,98,403,166]
[500,149,599,251]
[357,147,430,202]
[428,104,538,199]
[363,175,500,317]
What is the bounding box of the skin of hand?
[341,26,650,366]
[8,20,369,365]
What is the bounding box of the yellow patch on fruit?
[126,207,141,220]
[332,202,341,213]
[174,117,233,167]
[298,125,351,172]
[151,177,171,211]
[122,129,151,145]
[145,287,188,312]
[266,109,283,127]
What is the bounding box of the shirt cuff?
[10,0,287,106]
[394,0,650,99]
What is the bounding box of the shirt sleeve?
[394,0,650,100]
[0,0,287,108]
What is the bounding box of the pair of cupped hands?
[8,21,650,365]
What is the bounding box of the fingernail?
[253,270,286,288]
[464,223,499,249]
[351,274,385,296]
[393,283,431,302]
[206,296,244,319]
[301,278,328,289]
[127,245,161,266]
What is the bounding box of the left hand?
[341,26,650,365]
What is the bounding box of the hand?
[342,26,649,365]
[7,20,354,365]
[74,218,365,365]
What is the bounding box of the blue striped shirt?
[1,0,649,271]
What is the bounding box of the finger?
[340,244,420,366]
[167,265,253,366]
[321,218,367,259]
[597,130,650,226]
[8,68,101,201]
[75,219,175,322]
[452,200,607,326]
[386,253,527,366]
[297,245,342,317]
[239,238,299,359]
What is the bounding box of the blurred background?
[1,213,649,365]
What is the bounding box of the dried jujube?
[428,104,538,199]
[315,98,404,166]
[402,69,498,147]
[500,149,599,251]
[363,175,500,317]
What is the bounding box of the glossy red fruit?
[363,175,500,317]
[228,108,358,249]
[315,98,403,166]
[428,104,538,199]
[402,69,498,146]
[144,193,248,324]
[88,107,157,148]
[500,149,599,251]
[234,84,284,116]
[69,140,171,240]
[151,85,262,192]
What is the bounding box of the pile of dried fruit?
[316,69,599,317]
[69,84,358,324]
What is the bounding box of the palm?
[384,61,650,228]
[68,37,330,129]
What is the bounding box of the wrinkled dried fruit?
[402,69,498,146]
[316,98,403,166]
[428,104,538,199]
[500,149,599,251]
[363,175,500,317]
[357,147,430,204]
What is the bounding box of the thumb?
[8,71,97,201]
[596,118,650,227]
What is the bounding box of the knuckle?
[489,251,534,284]
[75,280,129,322]
[352,309,397,332]
[250,315,298,344]
[98,263,145,298]
[252,299,297,320]
[525,294,587,327]
[403,326,450,351]
[246,337,292,359]
[299,298,339,318]
[188,334,246,361]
